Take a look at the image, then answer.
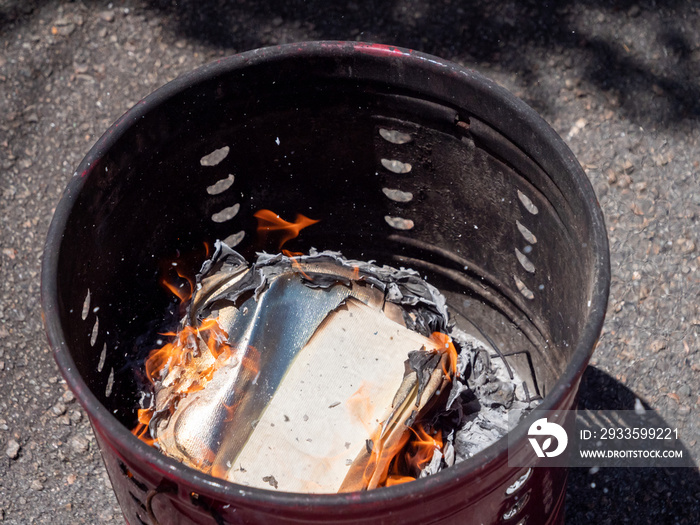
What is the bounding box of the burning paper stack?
[132,210,534,493]
[134,242,460,493]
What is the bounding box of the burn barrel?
[42,42,609,525]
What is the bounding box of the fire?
[134,281,265,447]
[354,335,456,490]
[134,209,456,490]
[159,266,194,303]
[431,332,459,378]
[134,209,313,447]
[404,424,444,472]
[133,299,239,444]
[384,475,414,487]
[383,424,444,486]
[359,422,445,490]
[360,427,409,490]
[254,209,319,250]
[131,408,155,446]
[282,250,313,280]
[239,344,261,376]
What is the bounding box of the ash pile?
[133,241,539,493]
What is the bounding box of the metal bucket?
[42,41,609,525]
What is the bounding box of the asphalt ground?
[0,1,698,523]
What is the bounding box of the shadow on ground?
[566,366,700,525]
[138,0,700,128]
[3,1,698,126]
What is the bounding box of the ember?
[133,211,537,493]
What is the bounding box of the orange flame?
[405,425,444,472]
[134,250,268,447]
[356,334,455,489]
[254,209,319,250]
[430,332,459,378]
[134,272,242,445]
[381,424,444,488]
[384,475,415,487]
[360,422,445,489]
[281,249,314,280]
[131,408,155,446]
[240,345,261,376]
[360,423,412,490]
[346,382,377,435]
[159,266,195,304]
[281,249,304,258]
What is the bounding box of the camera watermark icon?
[527,417,569,458]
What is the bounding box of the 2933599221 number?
[599,427,678,440]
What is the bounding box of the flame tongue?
[254,209,319,251]
[383,425,444,486]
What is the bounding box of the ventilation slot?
[385,216,415,230]
[381,158,412,174]
[517,190,538,215]
[382,188,413,202]
[379,128,412,144]
[206,174,235,195]
[200,146,230,166]
[211,203,240,223]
